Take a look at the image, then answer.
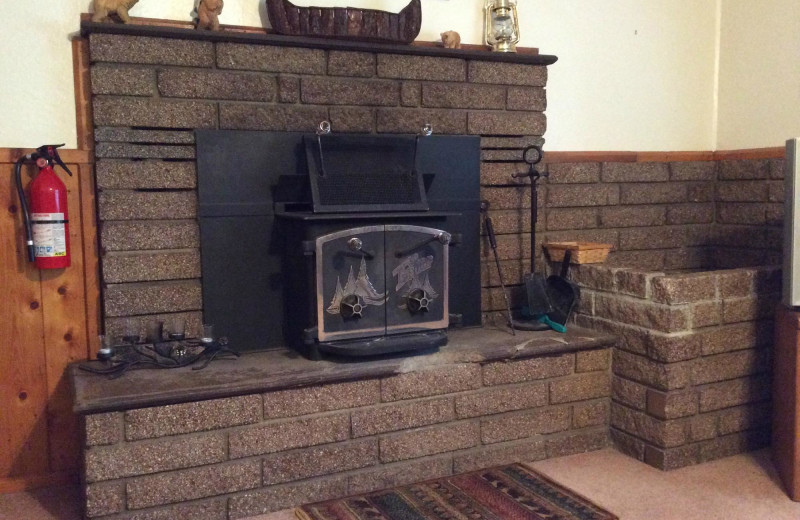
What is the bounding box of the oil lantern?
[485,0,520,53]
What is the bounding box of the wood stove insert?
[196,129,481,357]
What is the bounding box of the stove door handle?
[395,232,451,258]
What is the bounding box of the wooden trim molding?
[545,148,784,164]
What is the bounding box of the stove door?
[316,226,386,342]
[385,225,449,335]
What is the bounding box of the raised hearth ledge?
[70,327,614,414]
[79,21,558,66]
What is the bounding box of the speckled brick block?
[422,83,506,110]
[98,191,196,221]
[481,161,529,185]
[229,413,350,458]
[301,76,399,106]
[85,412,122,446]
[546,428,609,458]
[86,481,124,517]
[651,273,717,304]
[669,161,717,181]
[158,69,277,101]
[620,183,687,205]
[482,353,573,386]
[91,66,155,96]
[352,397,455,437]
[219,103,328,131]
[328,50,376,77]
[381,363,481,401]
[263,379,380,419]
[469,62,547,86]
[600,205,666,228]
[85,433,226,482]
[263,438,378,485]
[573,400,611,428]
[377,54,465,81]
[480,407,571,444]
[379,421,478,463]
[101,220,200,251]
[96,160,196,190]
[646,388,698,420]
[102,250,201,283]
[455,381,548,418]
[227,476,349,519]
[691,349,769,385]
[347,456,453,494]
[453,438,547,473]
[546,184,620,208]
[329,107,375,133]
[376,107,467,134]
[594,294,689,333]
[95,143,195,160]
[468,110,546,135]
[108,499,227,520]
[104,280,202,317]
[602,162,670,183]
[93,97,217,129]
[576,348,612,372]
[400,81,421,106]
[718,159,771,180]
[613,350,691,391]
[90,34,214,67]
[611,404,686,448]
[124,395,261,440]
[507,86,547,111]
[126,459,261,509]
[95,127,196,144]
[217,43,325,74]
[546,162,601,184]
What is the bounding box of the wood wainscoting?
[0,148,99,492]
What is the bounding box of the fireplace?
[196,129,481,356]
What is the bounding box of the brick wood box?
[74,328,614,519]
[572,263,780,470]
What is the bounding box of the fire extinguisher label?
[31,213,67,257]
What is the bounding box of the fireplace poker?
[481,201,515,335]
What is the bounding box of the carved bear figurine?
[92,0,140,23]
[441,31,461,49]
[196,0,224,31]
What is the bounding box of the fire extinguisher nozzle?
[26,245,35,263]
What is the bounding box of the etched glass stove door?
[316,226,387,342]
[385,225,449,335]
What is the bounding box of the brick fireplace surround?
[73,21,783,520]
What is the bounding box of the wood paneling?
[545,149,782,164]
[0,152,96,491]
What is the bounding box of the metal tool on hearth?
[511,144,552,331]
[481,200,515,335]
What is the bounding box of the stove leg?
[306,343,322,361]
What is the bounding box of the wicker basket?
[544,241,613,264]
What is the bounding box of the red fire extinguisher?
[14,144,73,269]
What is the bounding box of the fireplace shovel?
[511,145,551,332]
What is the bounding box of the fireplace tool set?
[510,145,580,333]
[80,322,239,377]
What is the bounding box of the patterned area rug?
[295,463,618,520]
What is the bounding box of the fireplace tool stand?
[511,145,551,332]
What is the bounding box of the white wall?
[716,0,800,149]
[0,0,721,151]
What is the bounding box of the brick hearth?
[73,328,615,518]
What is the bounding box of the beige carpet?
[2,448,799,520]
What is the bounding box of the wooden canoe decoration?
[266,0,422,44]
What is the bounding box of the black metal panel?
[199,216,285,349]
[197,130,481,352]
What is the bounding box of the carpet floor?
[2,448,799,520]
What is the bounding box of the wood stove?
[196,129,480,358]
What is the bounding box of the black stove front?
[196,129,481,358]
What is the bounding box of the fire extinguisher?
[14,144,73,269]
